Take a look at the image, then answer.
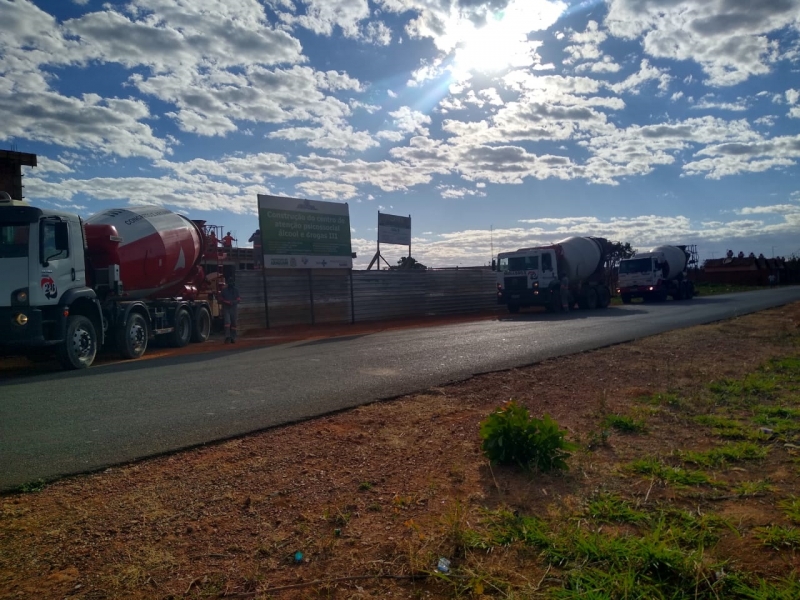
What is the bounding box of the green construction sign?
[257,194,353,269]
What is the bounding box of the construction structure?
[0,150,37,200]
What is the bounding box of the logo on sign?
[271,258,289,266]
[41,276,58,299]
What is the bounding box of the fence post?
[350,269,355,324]
[261,267,270,329]
[308,269,315,326]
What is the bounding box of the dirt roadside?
[2,302,800,599]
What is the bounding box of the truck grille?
[504,276,527,291]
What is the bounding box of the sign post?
[367,212,412,270]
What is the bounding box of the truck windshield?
[0,224,29,258]
[505,256,539,271]
[619,258,652,274]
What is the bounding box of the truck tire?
[117,312,148,359]
[57,315,98,370]
[586,287,598,310]
[674,282,685,301]
[191,306,212,343]
[598,287,611,309]
[170,309,192,348]
[686,282,695,299]
[621,293,632,305]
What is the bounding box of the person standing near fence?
[249,228,262,268]
[220,279,242,344]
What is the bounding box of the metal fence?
[233,269,499,331]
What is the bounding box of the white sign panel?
[377,212,411,246]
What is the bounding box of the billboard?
[377,212,411,246]
[257,194,352,269]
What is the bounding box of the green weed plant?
[480,400,575,472]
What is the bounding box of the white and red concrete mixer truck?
[0,194,215,369]
[495,237,614,313]
[617,245,696,303]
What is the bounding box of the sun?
[450,1,566,79]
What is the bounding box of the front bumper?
[498,288,549,306]
[0,307,54,347]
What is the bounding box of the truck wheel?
[686,282,695,299]
[621,294,632,304]
[117,312,148,359]
[586,288,598,310]
[507,303,520,314]
[675,282,685,301]
[170,309,192,348]
[546,291,561,313]
[191,306,212,343]
[57,315,98,369]
[598,287,611,308]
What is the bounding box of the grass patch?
[602,413,648,434]
[778,497,800,524]
[636,391,685,409]
[709,373,778,405]
[693,282,762,296]
[629,457,716,487]
[679,442,768,468]
[693,414,754,440]
[16,479,46,493]
[755,525,800,550]
[734,480,776,497]
[586,494,648,524]
[358,481,373,491]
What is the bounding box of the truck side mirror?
[491,259,496,271]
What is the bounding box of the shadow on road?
[0,345,275,386]
[498,306,649,322]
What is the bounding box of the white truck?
[617,245,696,303]
[495,236,613,313]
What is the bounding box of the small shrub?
[479,400,575,472]
[17,479,46,493]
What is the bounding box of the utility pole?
[490,224,494,264]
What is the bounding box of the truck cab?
[1,194,102,368]
[617,253,661,292]
[496,248,558,312]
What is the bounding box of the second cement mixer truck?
[0,194,216,369]
[617,245,696,303]
[495,237,613,313]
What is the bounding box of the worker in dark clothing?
[222,232,236,248]
[219,279,241,344]
[249,229,262,268]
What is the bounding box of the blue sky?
[2,0,800,267]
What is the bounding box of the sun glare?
[451,0,565,79]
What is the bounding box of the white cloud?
[787,89,800,105]
[280,0,370,39]
[605,0,800,86]
[607,59,671,95]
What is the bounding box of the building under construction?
[0,150,37,200]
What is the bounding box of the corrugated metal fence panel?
[235,268,500,331]
[352,270,498,322]
[261,269,351,328]
[236,270,266,332]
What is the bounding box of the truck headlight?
[12,288,29,306]
[14,313,28,326]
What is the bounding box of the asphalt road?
[3,288,800,491]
